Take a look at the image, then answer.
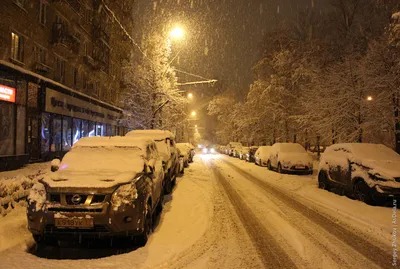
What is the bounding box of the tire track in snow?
[208,162,299,269]
[221,158,393,269]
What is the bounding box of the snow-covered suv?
[126,130,179,194]
[27,137,164,246]
[318,143,400,204]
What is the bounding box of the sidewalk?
[0,162,50,217]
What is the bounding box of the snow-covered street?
[0,154,397,269]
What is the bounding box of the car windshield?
[279,144,306,153]
[352,144,400,161]
[60,147,143,173]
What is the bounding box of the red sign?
[0,84,16,103]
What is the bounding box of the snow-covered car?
[318,143,400,204]
[239,147,250,160]
[176,143,191,168]
[267,143,313,174]
[126,130,179,193]
[27,137,164,247]
[176,142,195,163]
[246,146,259,162]
[254,146,272,166]
[176,148,185,174]
[227,142,242,156]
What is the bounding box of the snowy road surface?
[0,154,396,269]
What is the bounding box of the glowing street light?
[191,111,197,117]
[195,125,198,128]
[367,96,373,101]
[188,92,193,99]
[170,27,184,40]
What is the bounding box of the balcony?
[93,25,110,45]
[52,0,82,15]
[52,23,80,53]
[34,62,52,74]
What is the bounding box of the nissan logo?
[71,194,82,204]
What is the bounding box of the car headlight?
[27,183,47,212]
[202,148,208,154]
[111,183,139,211]
[210,148,215,153]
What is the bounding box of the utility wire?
[101,0,217,84]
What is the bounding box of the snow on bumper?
[27,198,146,237]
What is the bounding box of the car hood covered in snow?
[279,153,313,167]
[359,160,400,180]
[43,170,139,189]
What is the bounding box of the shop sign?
[45,88,121,125]
[0,84,16,103]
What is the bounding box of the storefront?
[0,61,125,171]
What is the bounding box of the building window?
[41,113,50,153]
[51,116,62,152]
[35,46,47,64]
[73,68,78,87]
[55,57,66,83]
[39,1,47,25]
[11,32,24,62]
[0,103,15,156]
[62,117,72,151]
[73,119,81,144]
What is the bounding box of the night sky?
[132,0,330,95]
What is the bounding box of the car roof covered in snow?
[126,129,175,141]
[72,136,154,150]
[325,143,400,161]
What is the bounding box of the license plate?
[296,165,305,169]
[55,217,94,228]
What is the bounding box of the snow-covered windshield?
[60,147,144,173]
[351,144,400,161]
[279,144,306,154]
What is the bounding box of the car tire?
[278,163,283,174]
[137,203,153,247]
[156,190,164,214]
[267,160,272,170]
[354,180,374,205]
[184,160,189,168]
[164,178,172,194]
[318,171,330,190]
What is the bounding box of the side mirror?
[51,159,61,172]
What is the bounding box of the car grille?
[66,194,89,205]
[45,225,109,234]
[48,194,107,205]
[48,208,103,213]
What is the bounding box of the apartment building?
[0,0,133,170]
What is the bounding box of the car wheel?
[156,190,164,214]
[318,171,330,190]
[354,180,374,205]
[164,178,172,194]
[184,160,189,168]
[278,163,283,174]
[136,206,152,247]
[267,160,272,170]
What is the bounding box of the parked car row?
[218,141,400,205]
[218,142,313,175]
[27,130,195,247]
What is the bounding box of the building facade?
[0,0,133,171]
